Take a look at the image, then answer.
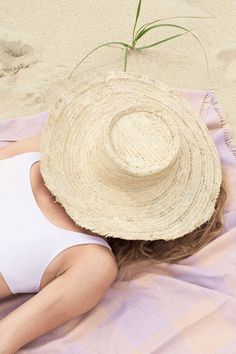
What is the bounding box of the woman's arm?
[0,132,41,160]
[0,248,117,354]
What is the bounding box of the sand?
[0,0,235,140]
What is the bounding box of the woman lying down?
[0,71,227,353]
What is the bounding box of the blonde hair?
[105,175,228,281]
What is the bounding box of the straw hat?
[39,70,222,241]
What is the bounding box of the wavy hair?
[104,175,228,281]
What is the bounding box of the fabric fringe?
[205,90,236,159]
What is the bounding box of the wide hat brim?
[40,70,222,241]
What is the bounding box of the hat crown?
[94,105,180,187]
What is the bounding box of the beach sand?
[0,0,235,140]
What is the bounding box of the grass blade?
[124,46,129,72]
[106,44,126,50]
[132,0,142,44]
[136,23,200,41]
[136,27,196,49]
[135,16,214,39]
[135,24,209,76]
[66,41,131,80]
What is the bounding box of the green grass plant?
[66,0,213,79]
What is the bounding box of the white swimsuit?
[0,151,112,294]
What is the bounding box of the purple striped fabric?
[1,89,236,353]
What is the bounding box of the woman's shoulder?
[58,243,118,282]
[71,242,116,268]
[0,132,41,160]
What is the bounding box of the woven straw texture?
[39,70,222,241]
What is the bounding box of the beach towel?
[0,89,236,354]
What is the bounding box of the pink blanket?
[1,89,236,353]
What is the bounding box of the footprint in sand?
[217,47,236,64]
[0,28,38,76]
[216,46,236,81]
